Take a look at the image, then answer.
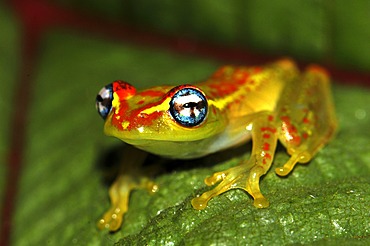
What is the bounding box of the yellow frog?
[95,59,337,231]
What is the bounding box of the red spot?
[265,153,272,159]
[279,115,303,146]
[268,115,274,122]
[303,117,310,124]
[281,116,298,133]
[262,153,272,165]
[263,143,270,151]
[137,100,145,105]
[232,69,250,84]
[209,82,239,97]
[302,132,309,139]
[261,127,277,133]
[293,136,301,145]
[280,115,290,123]
[263,133,270,139]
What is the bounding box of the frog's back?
[199,59,299,119]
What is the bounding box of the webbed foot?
[191,160,270,210]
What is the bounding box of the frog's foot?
[191,162,269,210]
[275,151,312,176]
[97,175,158,231]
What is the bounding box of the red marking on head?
[112,100,165,131]
[263,133,271,139]
[111,101,129,131]
[113,80,136,99]
[139,90,165,97]
[263,143,270,151]
[134,111,163,129]
[110,87,169,131]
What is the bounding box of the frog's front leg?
[97,146,158,231]
[192,112,278,209]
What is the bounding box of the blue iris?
[169,87,208,127]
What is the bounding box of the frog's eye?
[96,84,113,120]
[169,86,208,127]
[96,81,136,120]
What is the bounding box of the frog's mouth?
[122,138,212,159]
[118,127,251,160]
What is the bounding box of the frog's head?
[96,80,226,146]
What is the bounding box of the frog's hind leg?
[97,146,158,231]
[275,65,337,176]
[192,112,278,210]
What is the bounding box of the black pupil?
[97,94,112,109]
[169,87,208,127]
[183,102,198,108]
[96,95,103,102]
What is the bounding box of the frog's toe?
[191,193,211,210]
[204,170,226,186]
[275,151,311,176]
[253,197,269,208]
[192,168,240,210]
[97,207,123,231]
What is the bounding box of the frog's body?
[95,59,336,231]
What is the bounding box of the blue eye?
[96,84,113,120]
[169,86,208,127]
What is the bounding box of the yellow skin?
[95,59,337,231]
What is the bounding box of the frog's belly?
[129,130,252,159]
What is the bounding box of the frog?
[95,58,337,231]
